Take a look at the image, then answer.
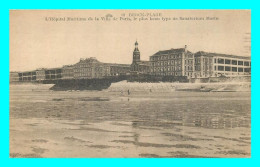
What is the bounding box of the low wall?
[190,76,251,83]
[108,80,251,93]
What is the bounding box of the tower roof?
[134,40,139,52]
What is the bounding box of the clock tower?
[132,41,140,63]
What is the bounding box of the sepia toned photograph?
[9,10,251,158]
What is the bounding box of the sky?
[10,10,251,71]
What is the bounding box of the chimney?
[184,45,187,52]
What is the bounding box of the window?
[232,60,237,65]
[225,59,231,64]
[218,58,224,64]
[238,61,243,65]
[244,61,250,66]
[238,68,243,72]
[244,68,251,73]
[225,66,231,71]
[218,66,224,71]
[232,67,237,72]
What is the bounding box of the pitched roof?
[195,51,251,60]
[138,61,150,66]
[152,48,192,56]
[104,63,131,67]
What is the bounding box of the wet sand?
[9,84,251,158]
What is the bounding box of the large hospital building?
[149,45,251,78]
[10,42,251,83]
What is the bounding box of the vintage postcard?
[9,10,251,158]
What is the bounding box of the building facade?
[194,52,214,78]
[103,63,130,77]
[10,72,19,82]
[73,57,103,79]
[62,65,74,79]
[10,43,251,82]
[194,51,251,78]
[18,71,37,82]
[36,68,46,81]
[130,41,150,74]
[73,57,130,79]
[45,68,62,80]
[150,45,194,78]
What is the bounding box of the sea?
[9,83,251,158]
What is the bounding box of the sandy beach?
[9,83,251,157]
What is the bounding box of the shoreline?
[9,81,251,92]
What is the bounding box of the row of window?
[151,60,182,66]
[19,77,37,81]
[152,72,182,76]
[19,73,37,76]
[19,70,62,76]
[151,66,182,72]
[74,67,127,72]
[214,58,250,66]
[45,75,62,79]
[76,64,129,70]
[195,58,210,63]
[75,73,92,77]
[185,66,193,71]
[185,72,193,77]
[215,66,251,72]
[195,65,212,71]
[62,72,74,75]
[63,69,74,72]
[76,64,96,68]
[184,59,193,64]
[150,54,182,61]
[74,68,92,72]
